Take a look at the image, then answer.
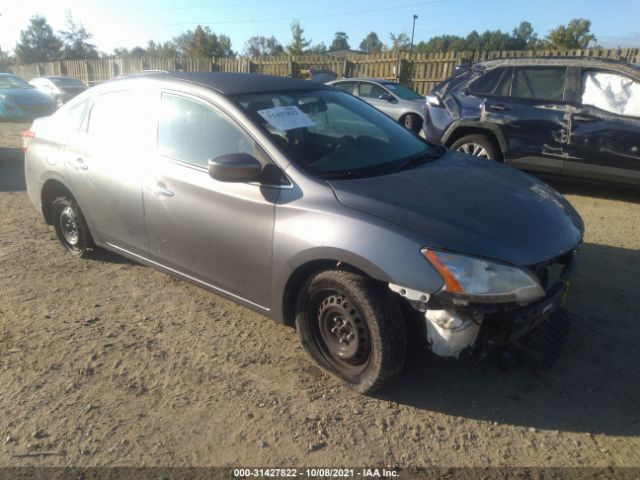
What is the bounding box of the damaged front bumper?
[391,248,579,360]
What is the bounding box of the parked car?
[0,73,57,122]
[23,72,583,393]
[327,78,426,133]
[308,69,338,84]
[424,57,640,186]
[29,76,88,107]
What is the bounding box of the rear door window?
[87,90,153,150]
[358,82,387,99]
[511,67,567,102]
[332,82,356,94]
[158,93,254,168]
[581,70,640,118]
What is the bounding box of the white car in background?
[29,76,88,107]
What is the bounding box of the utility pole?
[410,14,418,52]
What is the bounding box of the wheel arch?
[280,256,393,328]
[40,179,76,225]
[442,121,507,157]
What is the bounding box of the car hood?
[327,152,584,266]
[0,88,52,104]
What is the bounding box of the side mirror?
[208,153,263,183]
[378,93,396,102]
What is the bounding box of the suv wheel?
[295,270,407,394]
[52,196,94,257]
[451,134,499,160]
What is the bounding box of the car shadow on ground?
[535,174,640,204]
[380,242,640,437]
[0,147,26,192]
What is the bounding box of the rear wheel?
[52,196,93,257]
[451,134,499,161]
[295,270,407,394]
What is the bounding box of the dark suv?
[424,58,640,186]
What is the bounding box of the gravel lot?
[1,122,639,469]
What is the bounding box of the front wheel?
[450,134,500,160]
[52,196,94,257]
[401,114,422,133]
[295,270,407,394]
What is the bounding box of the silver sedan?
[327,78,426,133]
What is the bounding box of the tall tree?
[287,21,312,55]
[388,32,410,53]
[173,26,234,58]
[145,40,179,58]
[511,21,538,49]
[330,32,350,51]
[308,42,328,54]
[543,18,597,49]
[15,15,63,63]
[359,32,384,53]
[244,36,284,57]
[59,12,98,59]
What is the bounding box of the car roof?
[477,57,640,77]
[118,71,332,96]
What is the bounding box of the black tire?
[450,134,500,161]
[295,269,407,394]
[401,113,422,133]
[51,196,94,257]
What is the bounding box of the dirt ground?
[1,121,639,469]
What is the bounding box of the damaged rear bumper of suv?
[391,248,579,362]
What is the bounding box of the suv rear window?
[468,68,505,96]
[512,67,567,102]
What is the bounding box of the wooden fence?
[8,48,640,96]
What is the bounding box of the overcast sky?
[1,0,639,56]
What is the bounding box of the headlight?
[422,248,544,304]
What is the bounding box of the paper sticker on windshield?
[257,106,315,131]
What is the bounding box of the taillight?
[21,130,35,154]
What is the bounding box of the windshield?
[234,89,440,179]
[50,77,85,87]
[382,83,423,100]
[0,75,33,89]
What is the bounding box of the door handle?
[487,104,508,112]
[149,182,174,198]
[573,114,597,123]
[70,157,88,171]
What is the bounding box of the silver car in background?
[327,77,426,133]
[24,72,582,394]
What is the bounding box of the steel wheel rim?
[457,142,490,159]
[59,207,79,246]
[404,116,412,128]
[311,291,370,376]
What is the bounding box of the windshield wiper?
[390,149,442,174]
[317,170,365,180]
